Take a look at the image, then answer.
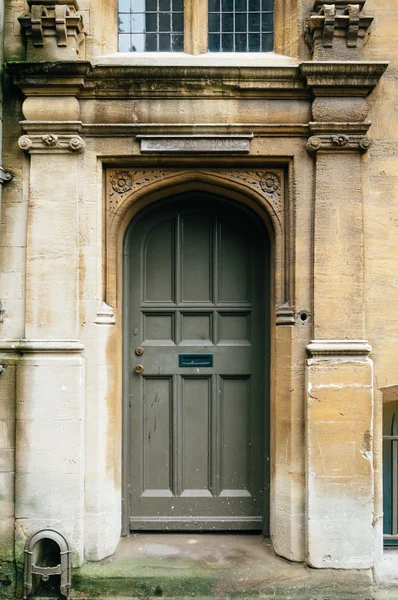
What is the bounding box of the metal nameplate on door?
[179,354,214,368]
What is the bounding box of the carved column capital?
[306,133,372,153]
[19,0,85,61]
[305,0,373,60]
[18,134,85,154]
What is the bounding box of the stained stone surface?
[73,533,374,599]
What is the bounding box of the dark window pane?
[222,33,233,50]
[146,13,157,30]
[159,12,170,31]
[146,0,157,10]
[248,32,260,51]
[159,0,170,9]
[235,33,247,51]
[222,12,233,31]
[159,33,171,50]
[261,33,273,50]
[249,0,260,9]
[222,0,234,11]
[145,33,158,50]
[209,33,221,51]
[235,13,247,31]
[209,13,220,32]
[172,33,184,50]
[248,12,260,31]
[119,0,131,12]
[236,0,247,10]
[172,12,183,31]
[118,33,131,51]
[209,0,220,10]
[261,11,273,31]
[261,0,273,9]
[172,0,183,9]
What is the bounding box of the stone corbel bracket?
[18,134,85,154]
[305,1,373,59]
[19,0,85,60]
[0,166,12,185]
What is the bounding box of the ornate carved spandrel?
[19,1,85,61]
[106,169,284,218]
[108,170,177,215]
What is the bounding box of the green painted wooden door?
[125,193,269,531]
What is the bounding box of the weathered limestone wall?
[363,0,398,576]
[0,0,394,592]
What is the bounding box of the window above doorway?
[118,0,274,54]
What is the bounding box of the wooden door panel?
[144,219,174,302]
[220,376,251,495]
[142,376,173,495]
[219,220,250,303]
[126,194,268,531]
[181,376,212,494]
[181,214,212,303]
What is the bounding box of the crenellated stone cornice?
[19,0,86,61]
[305,0,373,60]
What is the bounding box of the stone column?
[14,116,85,565]
[301,61,387,569]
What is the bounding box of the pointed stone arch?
[105,168,288,310]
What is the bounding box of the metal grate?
[208,0,274,52]
[384,409,398,545]
[118,0,184,52]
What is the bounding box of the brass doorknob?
[135,364,144,375]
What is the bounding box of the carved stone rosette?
[306,134,372,153]
[18,134,85,154]
[19,0,85,61]
[305,0,373,60]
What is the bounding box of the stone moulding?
[0,339,84,353]
[18,134,85,154]
[276,304,296,326]
[5,61,388,104]
[306,339,372,357]
[306,133,371,153]
[299,62,389,96]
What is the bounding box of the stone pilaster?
[301,61,386,568]
[12,98,85,564]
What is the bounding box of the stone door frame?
[104,161,300,544]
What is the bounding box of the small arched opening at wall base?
[24,529,71,600]
[122,190,272,537]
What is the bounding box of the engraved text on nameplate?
[140,137,251,153]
